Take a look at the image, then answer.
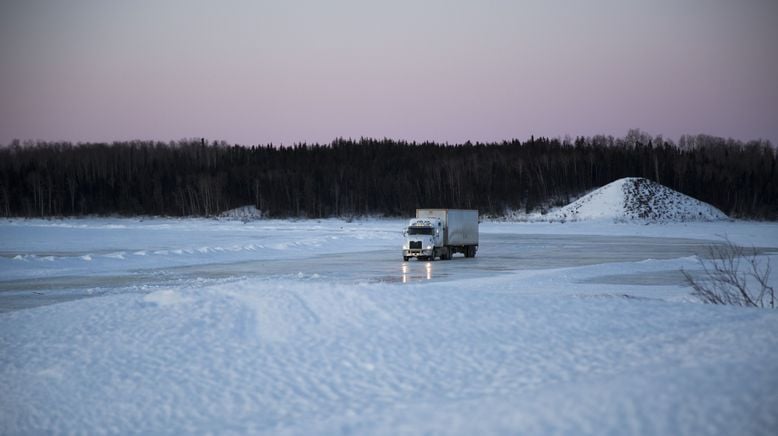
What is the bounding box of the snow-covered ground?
[1,218,778,434]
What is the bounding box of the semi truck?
[402,209,479,261]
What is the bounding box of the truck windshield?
[407,227,433,235]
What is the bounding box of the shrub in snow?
[682,238,775,308]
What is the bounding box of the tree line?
[1,131,776,219]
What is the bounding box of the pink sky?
[1,0,776,145]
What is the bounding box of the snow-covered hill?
[551,178,728,223]
[218,205,263,221]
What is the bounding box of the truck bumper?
[404,249,433,258]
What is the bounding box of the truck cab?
[403,218,442,261]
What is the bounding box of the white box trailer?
[403,209,479,261]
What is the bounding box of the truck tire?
[403,256,409,262]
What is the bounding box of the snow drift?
[551,178,728,223]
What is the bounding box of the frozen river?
[0,221,749,312]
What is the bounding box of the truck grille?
[410,241,422,249]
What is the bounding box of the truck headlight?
[426,245,432,249]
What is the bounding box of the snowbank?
[2,271,777,434]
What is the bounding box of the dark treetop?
[1,133,775,219]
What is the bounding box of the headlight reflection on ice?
[400,262,433,283]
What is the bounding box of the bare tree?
[682,238,775,308]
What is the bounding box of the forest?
[1,131,776,219]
